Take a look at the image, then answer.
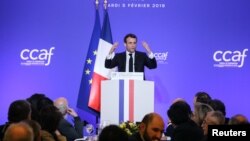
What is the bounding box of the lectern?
[100,72,154,124]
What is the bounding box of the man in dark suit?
[105,33,157,74]
[54,97,83,141]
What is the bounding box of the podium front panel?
[101,80,154,124]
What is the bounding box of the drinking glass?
[97,120,110,135]
[85,124,94,135]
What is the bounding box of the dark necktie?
[129,53,133,72]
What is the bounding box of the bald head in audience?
[54,97,79,119]
[54,97,68,116]
[229,114,249,125]
[22,120,41,141]
[3,122,34,141]
[139,113,165,141]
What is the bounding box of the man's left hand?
[142,41,152,54]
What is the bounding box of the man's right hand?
[67,107,78,118]
[109,42,119,55]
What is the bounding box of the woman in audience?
[98,125,128,141]
[167,101,204,141]
[26,93,53,122]
[165,98,186,139]
[39,105,66,141]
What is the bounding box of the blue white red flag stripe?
[129,80,135,121]
[119,80,125,122]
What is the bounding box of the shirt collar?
[126,51,135,56]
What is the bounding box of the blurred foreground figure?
[3,122,34,141]
[98,125,128,141]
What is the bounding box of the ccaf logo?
[20,47,55,66]
[154,52,168,64]
[213,48,248,68]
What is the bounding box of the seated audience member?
[0,100,31,140]
[192,102,214,127]
[54,97,83,141]
[165,122,174,140]
[129,113,165,141]
[39,105,66,141]
[209,99,229,124]
[228,114,249,125]
[192,92,213,126]
[3,122,34,141]
[98,125,128,141]
[201,111,225,141]
[22,120,41,141]
[165,98,187,139]
[26,93,53,122]
[167,101,204,141]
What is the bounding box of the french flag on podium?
[101,79,155,124]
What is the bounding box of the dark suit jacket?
[165,124,174,139]
[105,51,157,73]
[0,123,10,141]
[128,132,143,141]
[172,120,204,141]
[57,117,83,141]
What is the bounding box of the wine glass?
[97,120,110,135]
[85,124,94,135]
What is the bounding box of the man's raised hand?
[109,42,119,54]
[142,41,152,54]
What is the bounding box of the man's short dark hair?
[209,99,226,116]
[8,100,31,122]
[39,105,62,133]
[26,93,53,122]
[98,125,128,141]
[124,33,137,43]
[167,101,192,125]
